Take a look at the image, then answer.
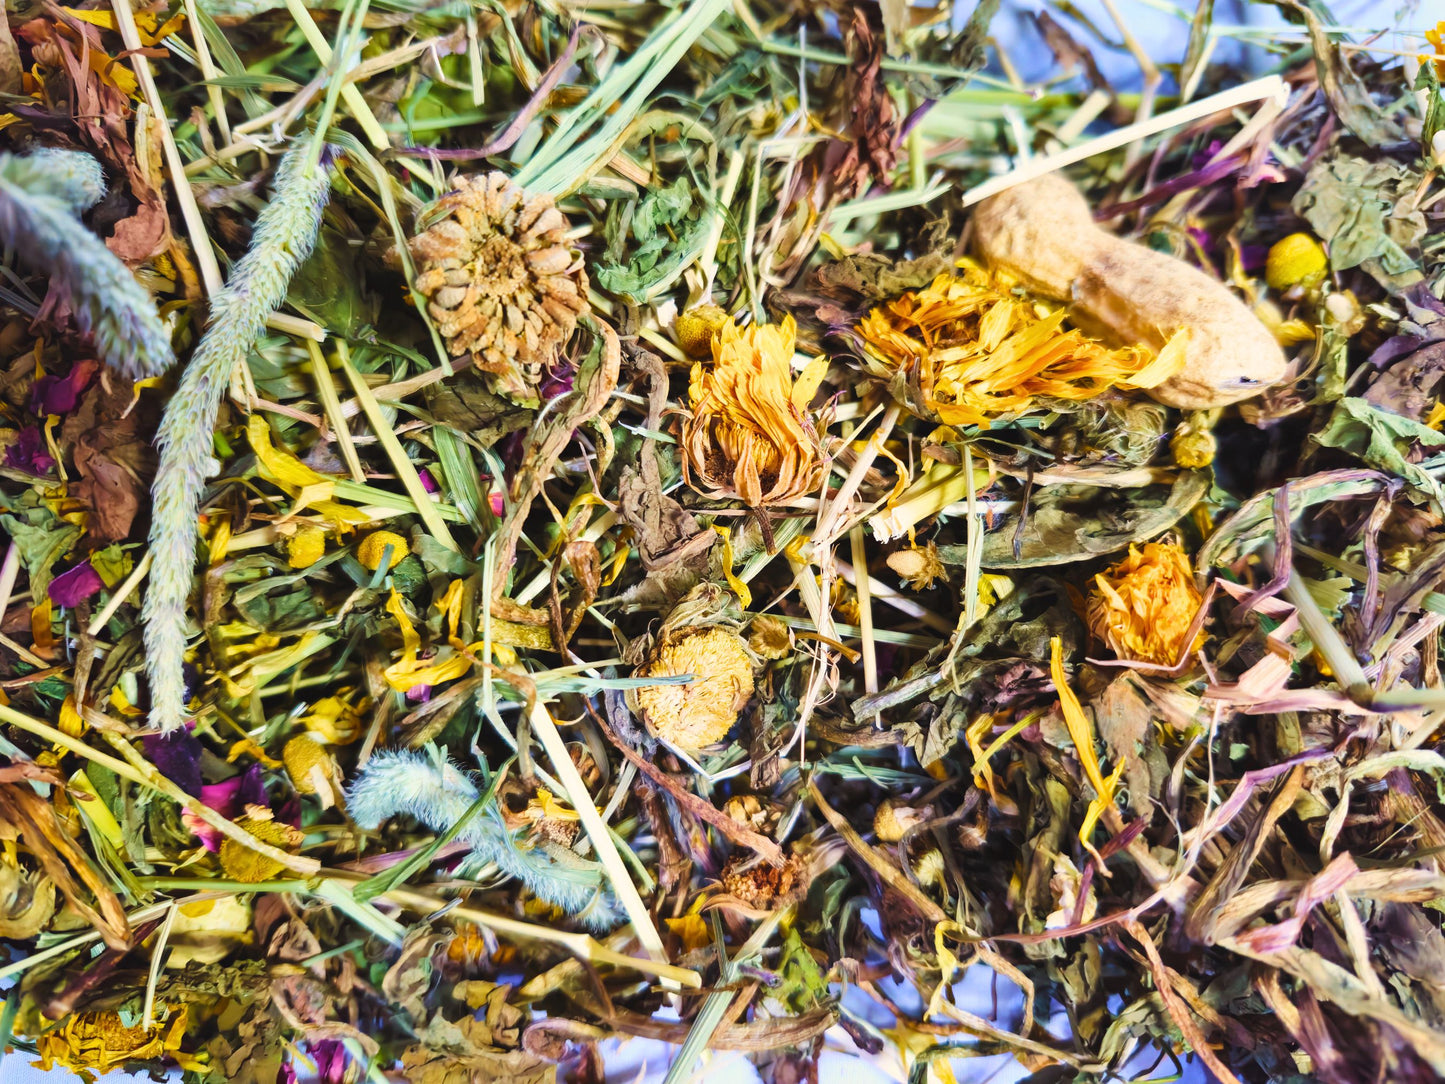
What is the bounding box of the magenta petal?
[48,561,104,608]
[5,427,55,475]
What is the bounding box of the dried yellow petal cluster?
[410,172,588,403]
[681,315,827,507]
[635,626,754,748]
[857,261,1184,428]
[1086,542,1204,666]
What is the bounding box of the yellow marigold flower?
[357,530,408,571]
[675,303,730,358]
[1086,542,1204,666]
[218,815,304,884]
[286,523,327,568]
[31,1007,203,1082]
[1426,21,1444,77]
[681,316,828,507]
[857,262,1182,428]
[1264,233,1327,292]
[635,626,755,748]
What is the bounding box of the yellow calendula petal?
[382,652,473,693]
[791,353,830,413]
[69,769,124,849]
[208,517,232,566]
[437,579,466,644]
[1049,637,1121,848]
[1121,327,1189,388]
[711,524,752,609]
[247,415,333,494]
[385,589,422,657]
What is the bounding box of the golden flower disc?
[409,172,589,403]
[1085,542,1204,666]
[635,626,755,748]
[675,303,729,357]
[218,817,302,884]
[357,530,408,571]
[282,735,330,795]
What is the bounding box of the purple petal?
[417,468,439,494]
[30,358,99,416]
[5,427,55,475]
[143,729,204,795]
[310,1040,348,1084]
[48,561,104,608]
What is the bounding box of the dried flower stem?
[143,143,335,732]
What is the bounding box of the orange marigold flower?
[1427,21,1445,77]
[1086,542,1204,666]
[681,315,828,507]
[856,262,1183,428]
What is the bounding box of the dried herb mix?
[0,2,1440,1083]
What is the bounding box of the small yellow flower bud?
[1265,233,1327,292]
[675,304,730,358]
[886,542,946,591]
[747,615,791,660]
[1171,427,1216,469]
[357,530,408,571]
[286,524,327,568]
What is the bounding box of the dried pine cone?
[409,173,588,403]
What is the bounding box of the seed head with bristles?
[0,150,172,381]
[143,143,335,733]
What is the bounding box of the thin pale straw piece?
[86,552,152,636]
[279,0,388,150]
[960,74,1288,208]
[379,885,699,986]
[307,341,365,482]
[338,345,459,552]
[525,698,675,986]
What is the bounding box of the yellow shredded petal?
[711,524,753,608]
[1049,637,1123,847]
[247,415,334,496]
[857,262,1182,427]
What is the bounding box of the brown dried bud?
[721,853,808,911]
[409,173,588,404]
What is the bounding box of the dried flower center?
[472,234,528,297]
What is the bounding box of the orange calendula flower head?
[856,261,1184,428]
[681,315,828,508]
[1086,541,1204,666]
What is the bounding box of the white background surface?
[0,0,1426,1080]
